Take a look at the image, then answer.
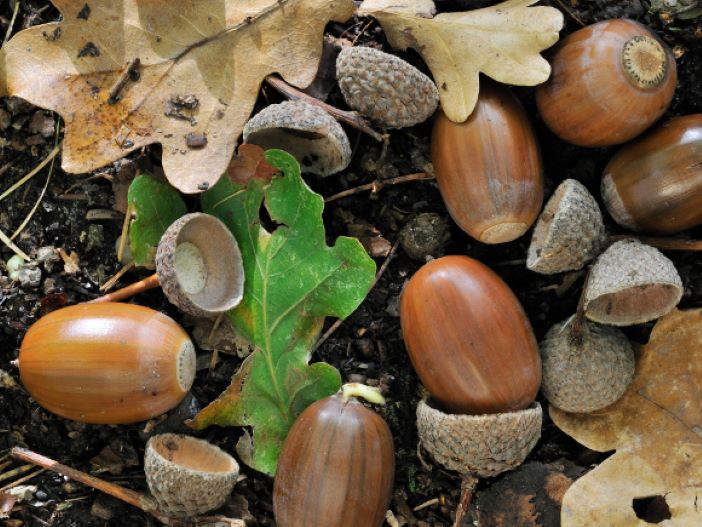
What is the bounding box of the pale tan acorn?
[584,238,683,326]
[540,316,635,413]
[527,179,607,275]
[243,101,351,176]
[144,433,240,518]
[336,46,439,128]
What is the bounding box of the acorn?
[17,303,195,424]
[540,316,635,413]
[400,255,542,415]
[536,19,677,147]
[243,101,351,176]
[273,384,394,527]
[431,81,543,244]
[583,238,683,326]
[602,114,702,234]
[336,46,439,129]
[527,179,607,275]
[144,433,240,518]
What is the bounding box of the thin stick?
[88,273,160,304]
[553,0,586,27]
[0,146,60,203]
[117,202,132,263]
[265,75,384,142]
[0,227,29,260]
[314,239,400,351]
[0,468,46,492]
[453,476,478,527]
[1,0,20,47]
[99,261,136,292]
[108,58,141,104]
[0,464,34,483]
[11,148,57,240]
[325,172,433,203]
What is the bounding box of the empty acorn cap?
[527,179,607,274]
[336,47,439,129]
[416,399,542,478]
[145,433,240,517]
[156,213,244,318]
[242,101,351,177]
[540,315,635,413]
[584,238,683,326]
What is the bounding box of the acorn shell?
[540,316,635,413]
[602,114,702,234]
[416,399,542,478]
[536,19,677,147]
[145,433,240,517]
[156,213,244,318]
[336,46,439,128]
[18,303,195,424]
[243,101,351,176]
[431,81,543,244]
[273,394,394,527]
[527,179,607,275]
[400,256,541,415]
[584,239,683,326]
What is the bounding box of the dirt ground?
[1,1,701,526]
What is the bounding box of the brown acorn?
[602,114,702,234]
[17,303,195,424]
[400,255,541,415]
[273,386,394,527]
[431,81,543,244]
[536,19,677,147]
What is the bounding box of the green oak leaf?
[127,174,187,268]
[188,149,376,475]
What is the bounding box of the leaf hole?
[632,495,672,523]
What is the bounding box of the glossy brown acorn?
[400,255,541,415]
[431,81,543,244]
[602,114,702,234]
[536,19,677,147]
[18,303,196,424]
[273,393,395,527]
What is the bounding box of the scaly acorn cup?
[273,384,394,527]
[431,81,543,244]
[17,303,195,424]
[536,19,677,147]
[602,114,702,235]
[144,433,240,518]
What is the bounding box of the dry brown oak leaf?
[3,0,355,193]
[551,308,702,527]
[358,0,563,123]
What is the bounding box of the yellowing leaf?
[3,0,355,193]
[551,308,702,527]
[358,0,563,122]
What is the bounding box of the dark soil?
[1,1,701,526]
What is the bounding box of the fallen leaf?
[127,173,187,269]
[3,0,356,193]
[226,144,280,186]
[58,248,81,275]
[358,0,563,122]
[551,308,702,526]
[188,149,376,475]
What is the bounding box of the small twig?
[0,227,29,260]
[1,0,20,46]
[325,172,433,203]
[453,476,478,527]
[0,468,46,492]
[88,273,160,304]
[265,74,384,142]
[0,464,34,483]
[108,58,141,104]
[0,145,60,203]
[553,0,586,27]
[99,261,136,292]
[117,202,133,263]
[314,238,400,351]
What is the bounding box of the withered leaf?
[358,0,563,122]
[3,0,355,193]
[551,308,702,526]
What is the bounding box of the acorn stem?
[452,475,479,527]
[609,235,702,252]
[340,383,386,405]
[88,273,160,304]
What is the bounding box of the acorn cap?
[527,179,607,274]
[416,399,542,478]
[145,433,240,517]
[336,47,439,129]
[156,213,244,318]
[242,101,351,176]
[540,316,635,413]
[584,239,683,326]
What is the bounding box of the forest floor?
[1,0,701,526]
